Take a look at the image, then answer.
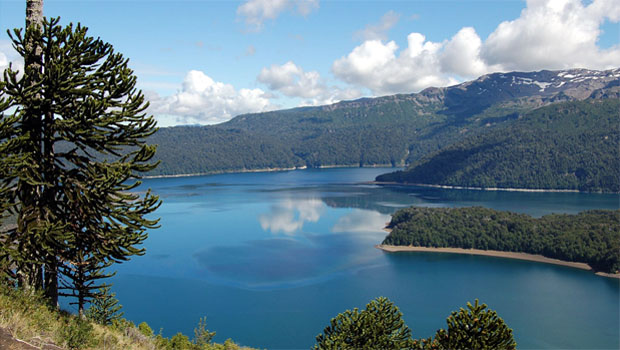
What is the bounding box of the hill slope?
[147,68,620,176]
[376,98,620,192]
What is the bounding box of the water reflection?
[258,198,324,235]
[191,233,377,290]
[332,209,391,234]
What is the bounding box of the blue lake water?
[98,168,618,349]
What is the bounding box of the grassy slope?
[0,286,254,350]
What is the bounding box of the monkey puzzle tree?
[432,299,516,350]
[0,15,160,309]
[314,297,413,349]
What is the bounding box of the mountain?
[147,68,620,176]
[376,98,620,192]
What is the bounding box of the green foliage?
[383,206,620,273]
[378,99,620,192]
[314,297,413,349]
[85,285,124,325]
[59,318,95,350]
[315,297,516,350]
[433,300,516,350]
[138,321,155,337]
[0,16,160,309]
[170,332,193,349]
[194,317,216,348]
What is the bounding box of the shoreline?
[143,166,310,179]
[370,181,587,193]
[143,164,401,179]
[375,244,620,279]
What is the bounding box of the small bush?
[60,318,95,350]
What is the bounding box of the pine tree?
[0,15,160,309]
[314,297,413,349]
[433,299,516,350]
[85,285,124,325]
[193,317,216,348]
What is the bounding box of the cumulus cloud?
[237,0,319,31]
[258,61,325,98]
[354,10,401,41]
[0,40,24,81]
[482,0,620,71]
[258,61,362,105]
[440,27,492,78]
[332,34,454,96]
[332,0,620,96]
[147,70,274,126]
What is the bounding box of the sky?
[1,0,619,127]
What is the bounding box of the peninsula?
[380,206,620,275]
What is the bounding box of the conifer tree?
[433,299,516,350]
[0,14,160,308]
[85,285,124,325]
[314,297,413,349]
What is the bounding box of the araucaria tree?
[314,297,414,349]
[315,297,517,349]
[0,14,160,312]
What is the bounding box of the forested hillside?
[146,68,620,176]
[377,99,620,192]
[383,207,620,273]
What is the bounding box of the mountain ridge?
[147,68,620,178]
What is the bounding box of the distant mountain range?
[148,68,620,191]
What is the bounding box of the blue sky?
[1,0,619,127]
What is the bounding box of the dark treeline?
[377,99,620,192]
[383,207,620,273]
[149,123,417,175]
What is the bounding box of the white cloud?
[147,70,274,126]
[258,61,362,105]
[331,0,620,96]
[354,10,400,41]
[440,27,492,78]
[237,0,319,31]
[332,35,453,96]
[258,61,325,98]
[482,0,620,71]
[0,40,24,81]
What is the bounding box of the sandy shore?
[143,164,400,179]
[143,166,309,179]
[375,244,620,279]
[371,181,585,193]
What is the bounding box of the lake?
[100,168,618,349]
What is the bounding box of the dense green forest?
[146,70,619,177]
[377,99,620,192]
[383,207,620,273]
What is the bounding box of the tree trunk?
[26,0,43,29]
[44,257,58,307]
[16,0,47,297]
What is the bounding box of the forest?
[383,206,620,273]
[377,99,620,192]
[146,73,619,178]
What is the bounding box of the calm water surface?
[102,168,618,349]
